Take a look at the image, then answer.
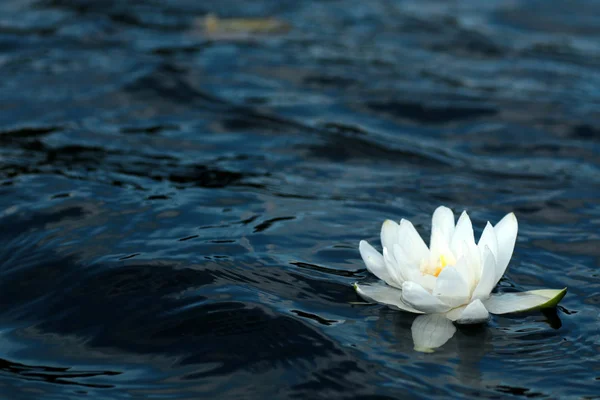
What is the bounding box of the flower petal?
[493,212,518,285]
[393,244,420,283]
[483,288,567,314]
[353,281,423,314]
[402,281,451,313]
[433,266,470,308]
[444,305,463,321]
[471,246,496,301]
[450,211,475,256]
[381,219,400,255]
[411,314,456,353]
[398,219,429,265]
[451,239,481,288]
[478,222,498,261]
[466,240,483,284]
[429,226,454,263]
[416,273,437,292]
[431,206,455,247]
[359,240,393,283]
[445,299,489,324]
[382,247,404,288]
[452,257,474,293]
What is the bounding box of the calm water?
[0,0,599,398]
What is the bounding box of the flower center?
[421,253,455,277]
[434,254,450,276]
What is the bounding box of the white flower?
[354,206,567,351]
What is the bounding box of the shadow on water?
[0,357,121,389]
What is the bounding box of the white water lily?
[354,206,567,352]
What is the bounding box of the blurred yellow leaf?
[202,13,290,37]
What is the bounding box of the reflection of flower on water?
[354,206,567,351]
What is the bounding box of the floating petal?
[483,288,567,314]
[411,314,456,353]
[353,281,423,314]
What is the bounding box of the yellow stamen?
[420,254,454,277]
[433,255,450,277]
[439,254,449,268]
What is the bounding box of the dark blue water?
[0,0,599,398]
